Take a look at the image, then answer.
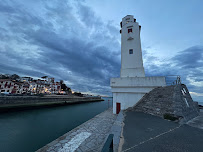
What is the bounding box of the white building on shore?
[0,77,62,95]
[111,15,166,114]
[0,79,15,94]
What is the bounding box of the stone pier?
[37,108,122,152]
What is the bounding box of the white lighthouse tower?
[120,15,145,78]
[111,15,166,114]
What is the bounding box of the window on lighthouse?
[128,28,132,33]
[129,49,133,54]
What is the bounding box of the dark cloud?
[77,2,103,28]
[0,0,120,95]
[0,0,202,99]
[172,46,203,69]
[0,1,16,14]
[143,46,203,101]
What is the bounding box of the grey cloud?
[0,62,46,78]
[172,46,203,69]
[0,0,16,14]
[0,0,202,99]
[77,2,103,28]
[0,0,121,95]
[143,46,203,101]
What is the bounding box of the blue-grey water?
[198,102,203,106]
[0,97,112,152]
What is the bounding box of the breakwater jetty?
[37,108,123,152]
[133,84,199,123]
[0,95,103,112]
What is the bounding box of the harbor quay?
[37,108,123,152]
[0,96,103,105]
[0,96,104,112]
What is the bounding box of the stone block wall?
[131,84,199,123]
[0,96,103,105]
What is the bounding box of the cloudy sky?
[0,0,202,101]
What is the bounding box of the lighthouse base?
[110,77,166,114]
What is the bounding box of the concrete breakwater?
[0,96,104,111]
[134,84,199,123]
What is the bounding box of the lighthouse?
[120,15,145,78]
[111,15,166,114]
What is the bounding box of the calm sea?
[0,97,112,152]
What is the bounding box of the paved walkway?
[120,110,203,152]
[37,108,117,152]
[187,109,203,129]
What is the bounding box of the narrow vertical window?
[128,28,132,33]
[129,49,133,54]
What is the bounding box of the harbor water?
[0,97,112,152]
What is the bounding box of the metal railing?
[165,75,181,86]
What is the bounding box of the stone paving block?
[47,146,54,151]
[54,146,61,151]
[47,140,58,147]
[54,143,61,147]
[59,140,68,144]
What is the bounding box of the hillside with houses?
[0,74,71,95]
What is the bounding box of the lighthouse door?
[116,102,121,114]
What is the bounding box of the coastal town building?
[21,77,33,82]
[0,76,62,95]
[111,15,166,114]
[0,79,15,94]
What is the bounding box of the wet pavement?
[121,110,203,152]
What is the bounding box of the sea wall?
[0,96,103,105]
[0,96,104,112]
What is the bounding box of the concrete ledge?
[111,76,166,87]
[0,97,104,112]
[110,111,124,152]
